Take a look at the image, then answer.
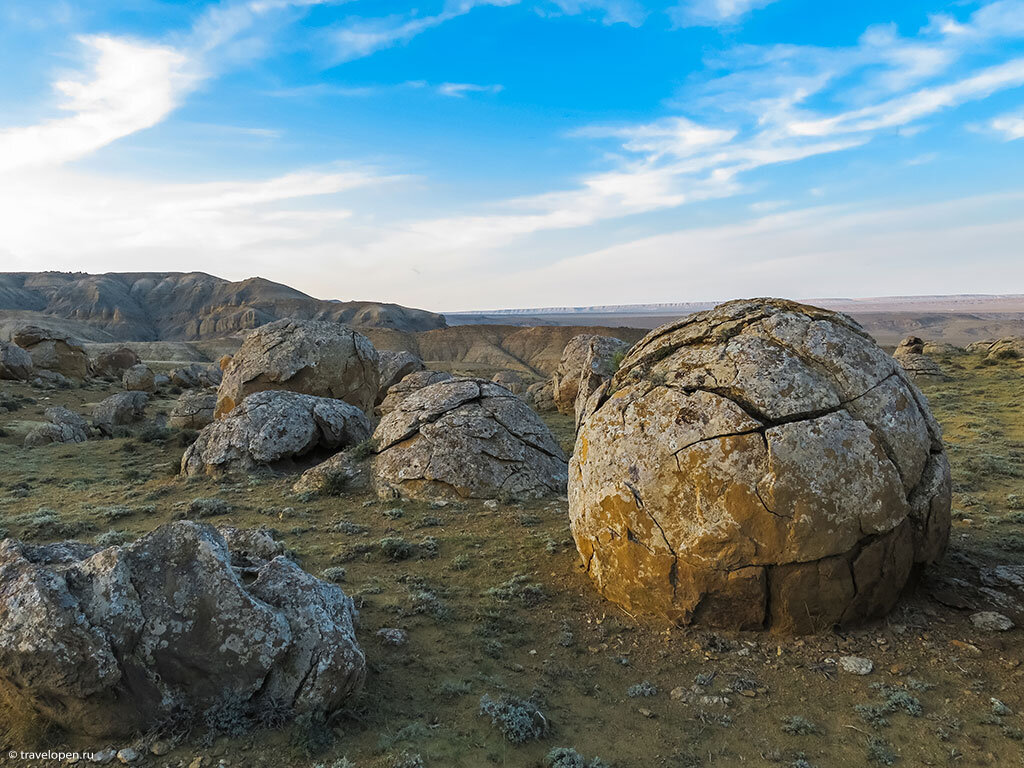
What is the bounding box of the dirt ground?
[0,349,1022,768]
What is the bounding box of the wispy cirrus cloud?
[546,0,649,27]
[990,110,1024,139]
[437,81,504,97]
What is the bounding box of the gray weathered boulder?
[11,325,89,379]
[0,521,364,738]
[93,392,148,436]
[122,363,156,392]
[376,350,425,404]
[984,337,1024,362]
[552,334,629,415]
[216,319,379,419]
[0,341,32,381]
[569,299,951,633]
[91,347,140,380]
[377,369,454,415]
[525,378,556,412]
[894,337,947,380]
[373,377,568,501]
[292,450,370,496]
[169,389,217,429]
[182,390,371,476]
[170,363,222,389]
[29,369,73,389]
[24,407,89,447]
[491,370,529,395]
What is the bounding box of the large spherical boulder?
[122,363,156,392]
[91,347,141,380]
[182,390,371,476]
[12,326,89,379]
[215,319,379,418]
[569,299,951,634]
[24,407,89,447]
[0,341,33,381]
[372,377,568,501]
[0,522,364,738]
[92,391,148,436]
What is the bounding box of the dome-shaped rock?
[215,319,379,418]
[373,377,568,501]
[569,299,951,633]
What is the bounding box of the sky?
[0,0,1022,311]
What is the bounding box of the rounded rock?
[569,299,952,633]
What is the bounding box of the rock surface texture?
[182,390,371,476]
[373,377,568,501]
[377,370,454,416]
[292,450,370,495]
[552,334,629,415]
[0,521,365,737]
[0,341,32,381]
[169,390,218,429]
[170,362,222,389]
[11,325,89,379]
[24,407,90,447]
[216,319,379,418]
[569,299,952,633]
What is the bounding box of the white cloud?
[437,82,504,97]
[991,110,1024,139]
[0,36,195,172]
[547,0,648,26]
[669,0,779,28]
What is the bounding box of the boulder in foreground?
[182,390,371,476]
[373,377,568,501]
[569,298,951,633]
[0,522,365,737]
[216,319,379,418]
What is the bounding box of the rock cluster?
[12,325,89,379]
[216,319,379,418]
[91,347,141,380]
[894,337,946,380]
[967,337,1024,363]
[373,377,568,501]
[170,362,223,389]
[0,522,365,737]
[24,407,89,447]
[182,390,371,476]
[569,299,951,633]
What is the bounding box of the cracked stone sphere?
[568,298,951,633]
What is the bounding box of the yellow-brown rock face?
[569,298,951,633]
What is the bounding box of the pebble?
[970,611,1014,632]
[93,750,116,765]
[188,757,206,768]
[839,656,874,675]
[116,747,139,764]
[483,499,499,510]
[670,686,688,701]
[150,740,171,756]
[698,695,731,707]
[638,707,655,718]
[991,698,1013,716]
[376,627,408,646]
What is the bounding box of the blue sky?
[0,0,1022,311]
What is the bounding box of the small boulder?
[0,341,33,381]
[170,363,222,389]
[93,392,149,437]
[91,347,141,380]
[552,335,629,415]
[215,319,379,418]
[12,325,89,379]
[24,407,89,447]
[122,364,156,392]
[372,377,568,501]
[491,370,529,395]
[894,337,946,381]
[169,390,217,430]
[292,450,370,495]
[525,378,556,412]
[376,350,425,404]
[970,611,1014,632]
[839,656,874,675]
[29,369,73,389]
[181,390,371,476]
[377,370,454,415]
[985,337,1024,362]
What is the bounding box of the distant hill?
[0,272,446,341]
